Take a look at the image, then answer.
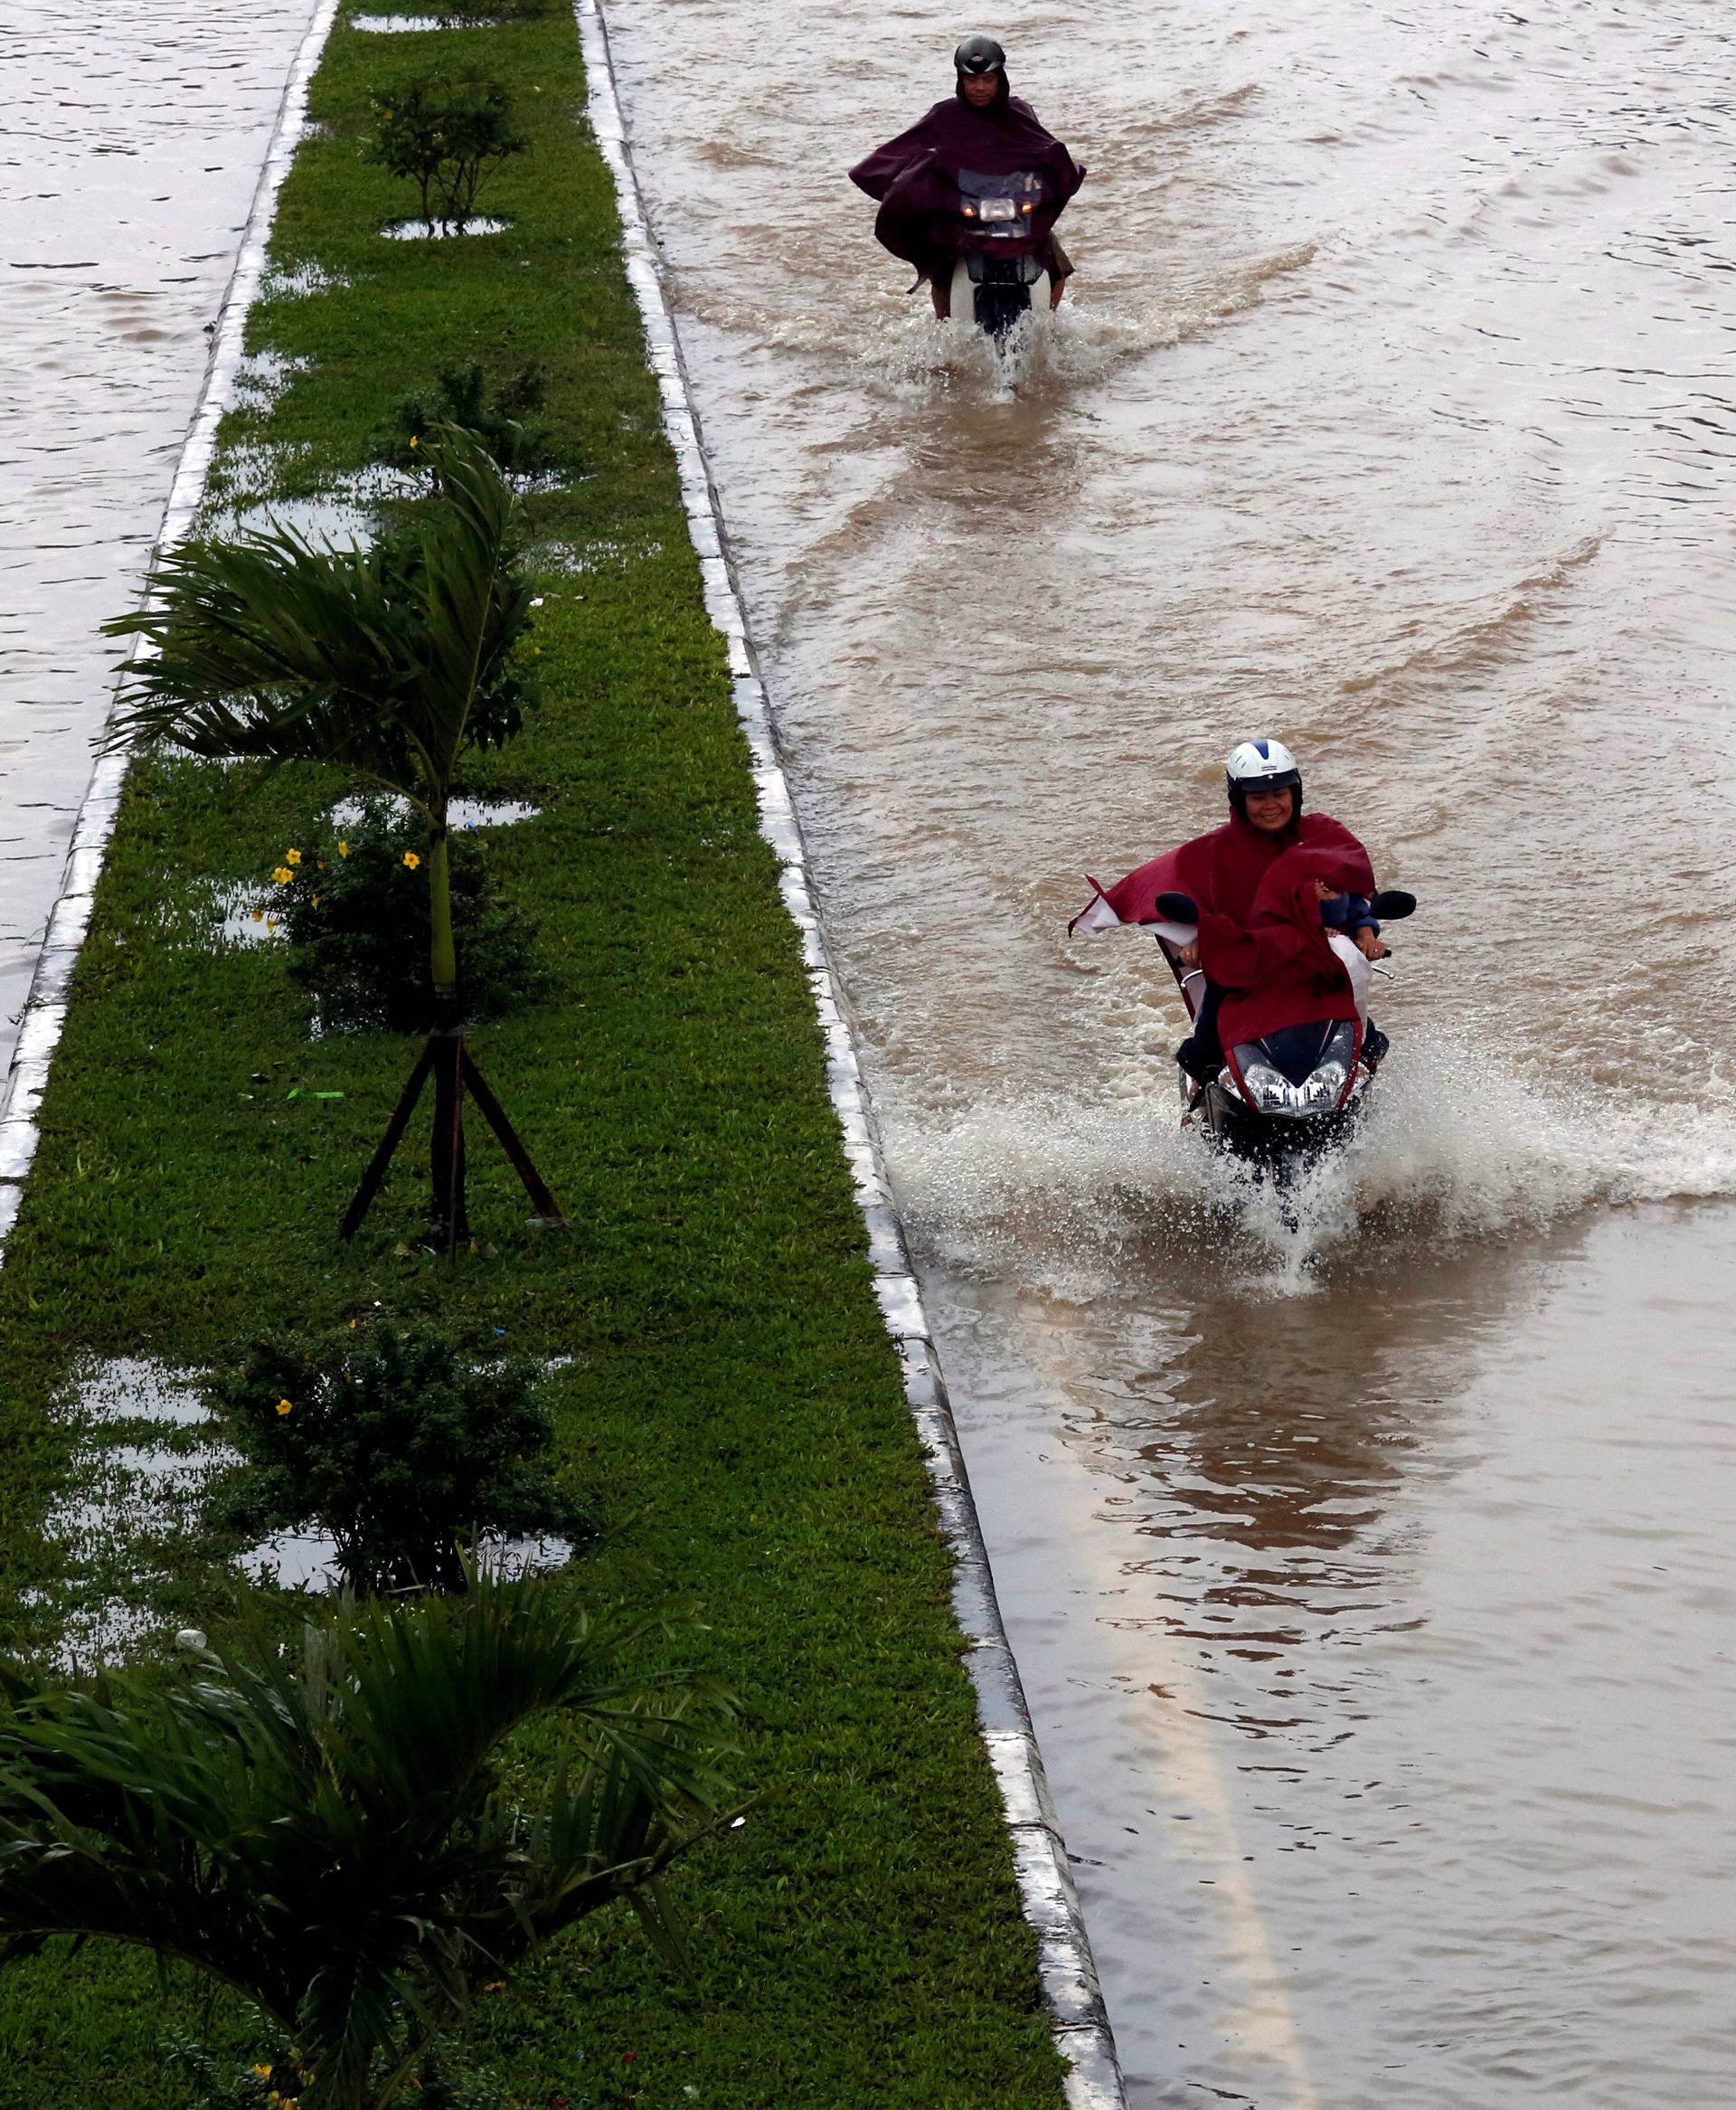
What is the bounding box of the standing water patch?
[27,1358,575,1666]
[381,216,510,241]
[329,792,539,832]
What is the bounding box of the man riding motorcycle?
[848,34,1085,320]
[1071,738,1392,1083]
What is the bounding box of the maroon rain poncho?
[1199,843,1373,1048]
[849,77,1084,286]
[1083,809,1375,933]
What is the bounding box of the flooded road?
[602,0,1736,2100]
[0,0,315,1066]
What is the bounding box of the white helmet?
[1225,736,1301,795]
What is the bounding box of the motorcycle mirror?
[1154,891,1200,923]
[1371,889,1416,921]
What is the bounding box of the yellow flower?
[312,895,321,908]
[402,851,420,870]
[253,2067,273,2080]
[271,866,293,885]
[409,435,420,449]
[266,916,279,931]
[276,1397,293,1416]
[250,909,264,923]
[285,848,302,866]
[337,841,351,857]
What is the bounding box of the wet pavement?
[0,0,315,1068]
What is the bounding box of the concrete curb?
[0,0,344,1254]
[572,5,1126,2100]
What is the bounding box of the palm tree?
[0,1577,734,2110]
[103,427,559,1249]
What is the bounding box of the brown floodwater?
[600,0,1736,2100]
[0,0,315,1065]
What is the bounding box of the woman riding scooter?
[1071,738,1392,1078]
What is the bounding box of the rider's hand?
[1177,939,1200,968]
[1314,878,1339,902]
[1354,927,1389,961]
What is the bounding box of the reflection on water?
[0,0,314,1069]
[939,1208,1736,2107]
[601,0,1736,2097]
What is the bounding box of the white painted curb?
[0,0,344,1254]
[571,5,1127,2100]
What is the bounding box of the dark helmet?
[954,33,1006,75]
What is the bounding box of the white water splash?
[854,243,1317,402]
[888,1030,1736,1301]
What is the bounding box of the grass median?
[0,5,1066,2105]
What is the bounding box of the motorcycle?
[1151,888,1417,1171]
[945,167,1052,339]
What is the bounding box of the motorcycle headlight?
[1237,1060,1294,1112]
[1299,1060,1347,1110]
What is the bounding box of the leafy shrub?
[365,74,529,233]
[209,1321,594,1594]
[384,362,555,478]
[265,797,542,1032]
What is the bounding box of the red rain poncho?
[849,83,1084,281]
[1199,843,1374,1048]
[1071,809,1378,1042]
[1074,809,1374,933]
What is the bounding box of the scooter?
[1151,889,1417,1172]
[945,167,1052,339]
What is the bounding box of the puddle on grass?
[206,880,288,946]
[29,1359,228,1666]
[203,455,570,545]
[329,793,540,832]
[381,216,511,241]
[248,1526,575,1591]
[352,12,519,27]
[260,259,350,303]
[203,454,422,545]
[30,1357,577,1666]
[231,346,309,419]
[527,534,663,575]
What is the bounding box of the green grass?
[0,7,1065,2106]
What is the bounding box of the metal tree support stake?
[340,1013,564,1252]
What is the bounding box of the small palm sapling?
[0,1580,735,2110]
